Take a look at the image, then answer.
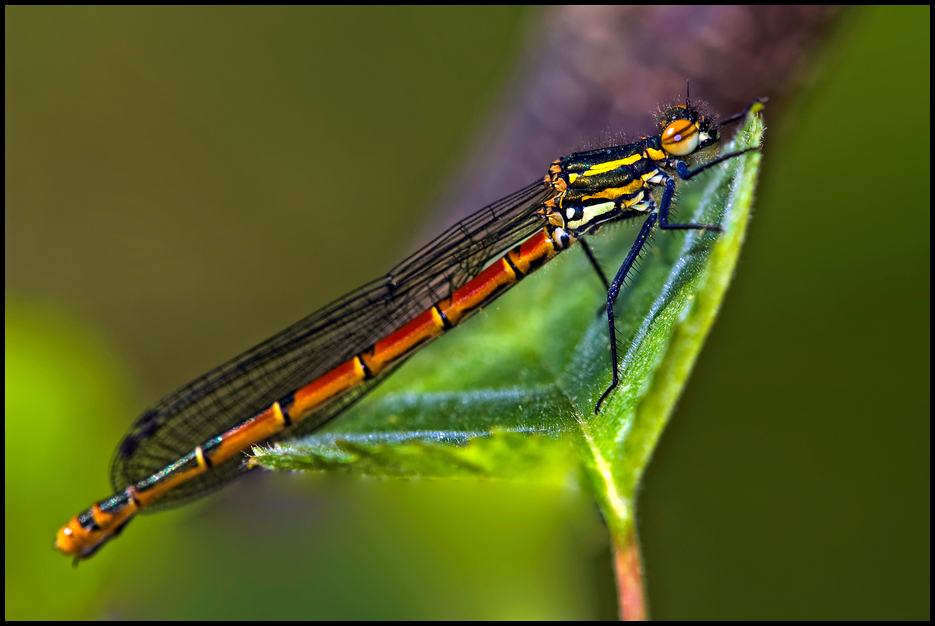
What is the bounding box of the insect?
[55,92,762,563]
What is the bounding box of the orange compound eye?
[661,119,700,156]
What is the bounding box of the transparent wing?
[111,180,554,508]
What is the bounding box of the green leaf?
[252,109,764,535]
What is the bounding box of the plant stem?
[614,529,647,620]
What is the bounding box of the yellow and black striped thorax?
[542,104,719,235]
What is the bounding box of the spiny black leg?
[579,238,610,291]
[656,177,722,233]
[674,147,759,183]
[663,138,757,232]
[716,97,767,128]
[595,213,657,413]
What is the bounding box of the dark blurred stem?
[613,530,646,621]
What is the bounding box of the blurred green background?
[5,6,929,620]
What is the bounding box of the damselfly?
[56,92,763,563]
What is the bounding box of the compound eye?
[661,119,700,156]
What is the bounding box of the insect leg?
[716,97,767,128]
[595,213,657,413]
[578,238,610,291]
[673,146,758,184]
[656,176,722,233]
